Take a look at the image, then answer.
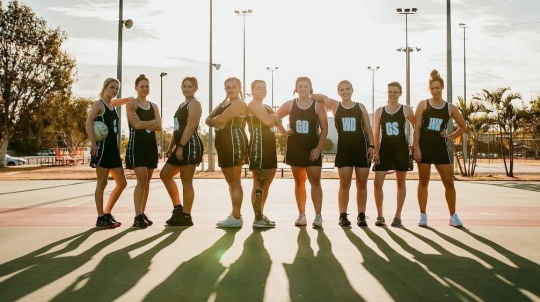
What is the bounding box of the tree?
[455,96,488,176]
[473,88,522,177]
[55,96,93,149]
[0,0,76,166]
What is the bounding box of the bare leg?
[354,167,370,214]
[104,167,127,214]
[307,166,323,214]
[337,167,353,213]
[179,165,197,213]
[252,168,270,220]
[291,166,307,214]
[160,163,181,207]
[133,167,149,215]
[395,171,407,219]
[222,166,243,219]
[417,163,432,213]
[261,168,276,210]
[373,171,387,217]
[435,164,456,214]
[94,167,110,216]
[141,168,154,213]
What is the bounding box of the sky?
[11,0,540,131]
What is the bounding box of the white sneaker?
[418,213,428,227]
[449,213,463,227]
[295,214,307,226]
[216,214,243,228]
[253,215,276,228]
[312,214,323,228]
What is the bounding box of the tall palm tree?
[473,88,522,177]
[455,96,487,176]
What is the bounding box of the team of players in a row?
[86,69,466,229]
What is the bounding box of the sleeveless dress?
[90,100,122,169]
[247,104,277,170]
[166,100,204,166]
[373,105,411,171]
[285,98,322,167]
[334,102,370,168]
[419,100,451,164]
[214,103,248,168]
[126,102,159,169]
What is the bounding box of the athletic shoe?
[391,217,402,227]
[312,214,323,228]
[167,212,194,226]
[338,213,351,226]
[295,214,307,226]
[449,213,463,227]
[253,215,276,228]
[96,215,120,228]
[142,213,153,226]
[216,215,243,228]
[132,214,149,228]
[375,216,386,227]
[418,213,428,227]
[104,213,121,226]
[357,213,368,227]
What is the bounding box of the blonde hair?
[388,81,402,92]
[250,80,266,93]
[182,76,199,89]
[99,78,120,98]
[337,80,353,90]
[222,77,243,104]
[293,77,313,95]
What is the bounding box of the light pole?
[459,23,467,103]
[116,0,133,148]
[367,66,380,126]
[266,67,279,110]
[208,0,217,171]
[159,72,167,160]
[234,9,253,98]
[396,7,418,109]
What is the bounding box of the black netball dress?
[285,98,322,167]
[419,100,451,164]
[373,105,411,171]
[214,103,248,168]
[125,102,159,169]
[90,100,123,169]
[166,100,204,166]
[334,102,370,168]
[247,104,277,170]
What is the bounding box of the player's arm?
[359,103,375,159]
[126,101,157,130]
[249,101,280,127]
[86,101,103,155]
[413,100,426,162]
[146,103,163,132]
[213,101,247,128]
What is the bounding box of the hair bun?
[430,69,440,78]
[139,74,146,77]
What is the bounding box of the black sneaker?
[96,215,119,228]
[105,213,121,227]
[132,214,149,228]
[338,213,351,226]
[142,213,153,226]
[166,208,194,226]
[357,213,368,227]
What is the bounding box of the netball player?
[126,74,162,228]
[413,70,467,227]
[372,81,415,227]
[86,78,131,228]
[206,77,248,228]
[246,80,286,228]
[275,77,328,228]
[319,81,374,227]
[160,76,204,226]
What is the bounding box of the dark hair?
[429,69,444,88]
[99,78,119,98]
[293,77,313,95]
[388,81,402,92]
[182,76,198,89]
[135,74,149,86]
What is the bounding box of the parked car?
[35,149,55,156]
[5,155,27,166]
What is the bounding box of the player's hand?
[309,147,322,161]
[413,147,422,162]
[175,148,183,161]
[372,153,380,164]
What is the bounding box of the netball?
[93,121,108,142]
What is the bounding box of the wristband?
[178,143,185,148]
[368,145,374,149]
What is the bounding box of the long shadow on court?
[345,228,459,301]
[429,227,540,299]
[284,228,363,301]
[51,228,184,302]
[213,228,272,301]
[395,227,533,300]
[143,228,240,302]
[0,228,131,302]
